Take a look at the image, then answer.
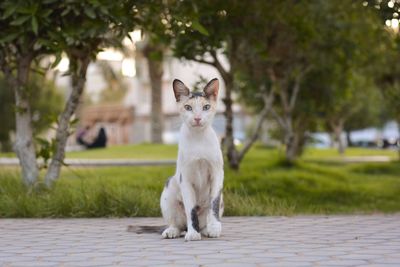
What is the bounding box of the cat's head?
[173,78,219,129]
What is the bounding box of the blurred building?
[79,104,134,145]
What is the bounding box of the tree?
[0,0,137,186]
[0,72,62,160]
[136,0,200,144]
[173,0,276,169]
[310,1,388,154]
[135,1,167,144]
[232,1,316,163]
[379,48,400,158]
[232,0,388,161]
[142,37,165,143]
[365,0,400,159]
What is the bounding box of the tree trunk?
[284,129,297,164]
[237,91,274,164]
[332,119,345,155]
[294,128,307,158]
[398,120,400,161]
[143,42,164,144]
[222,75,240,170]
[13,55,38,186]
[346,130,353,147]
[44,56,90,187]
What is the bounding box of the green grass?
[66,143,178,159]
[0,145,399,217]
[0,152,16,158]
[1,143,398,160]
[0,143,178,159]
[303,147,399,160]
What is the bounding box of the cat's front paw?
[162,226,180,239]
[205,221,222,238]
[185,229,201,241]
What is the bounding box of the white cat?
[160,78,224,241]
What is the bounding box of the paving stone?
[8,261,59,267]
[314,259,369,266]
[0,216,399,266]
[362,264,400,267]
[204,263,259,267]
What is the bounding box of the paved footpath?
[1,216,399,267]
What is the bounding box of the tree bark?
[345,130,353,147]
[397,120,400,161]
[222,75,240,170]
[193,47,273,170]
[143,42,164,144]
[269,69,309,164]
[13,55,39,186]
[201,51,239,169]
[44,56,90,187]
[284,123,297,164]
[332,119,345,155]
[237,92,274,163]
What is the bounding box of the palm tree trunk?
[143,42,164,144]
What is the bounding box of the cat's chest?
[180,139,221,163]
[178,126,222,163]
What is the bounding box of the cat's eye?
[203,104,211,111]
[184,105,192,111]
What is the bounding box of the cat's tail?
[127,225,167,234]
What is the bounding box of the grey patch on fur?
[212,189,222,221]
[191,205,200,232]
[165,176,172,188]
[127,225,167,234]
[180,173,182,183]
[189,92,205,99]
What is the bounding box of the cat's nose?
[194,118,201,124]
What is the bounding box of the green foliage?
[366,1,400,132]
[171,0,238,62]
[0,0,140,184]
[364,0,400,22]
[0,145,399,217]
[377,36,400,124]
[0,73,63,152]
[135,0,197,44]
[306,0,389,127]
[0,76,14,152]
[0,0,137,55]
[29,74,64,131]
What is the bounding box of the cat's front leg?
[179,172,202,241]
[203,167,224,238]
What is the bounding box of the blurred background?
[1,0,400,217]
[1,1,399,158]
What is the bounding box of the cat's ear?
[173,79,190,102]
[203,78,219,100]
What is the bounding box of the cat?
[160,78,224,241]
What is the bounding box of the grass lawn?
[66,143,178,159]
[0,145,399,217]
[303,147,399,161]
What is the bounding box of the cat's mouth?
[191,122,204,127]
